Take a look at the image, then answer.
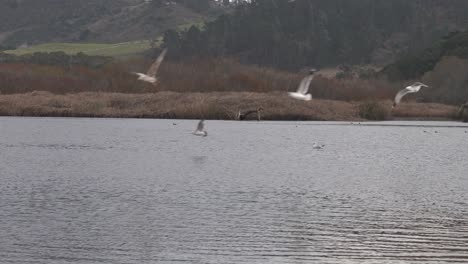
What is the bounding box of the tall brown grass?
[0,57,403,101]
[390,102,459,120]
[0,55,465,121]
[158,57,406,102]
[0,62,152,94]
[422,56,468,104]
[0,91,458,121]
[0,91,359,120]
[358,101,389,120]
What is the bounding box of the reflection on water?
[0,117,467,263]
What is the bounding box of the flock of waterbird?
[133,48,431,143]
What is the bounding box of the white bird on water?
[392,82,429,108]
[193,120,208,137]
[133,48,167,85]
[288,69,317,101]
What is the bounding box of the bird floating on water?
[392,82,428,108]
[312,142,325,150]
[133,48,167,85]
[288,69,317,101]
[193,120,208,137]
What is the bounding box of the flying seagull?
[288,69,317,101]
[133,48,167,85]
[193,120,208,137]
[392,82,429,108]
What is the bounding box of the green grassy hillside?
[5,41,153,57]
[0,0,222,46]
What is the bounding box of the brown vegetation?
[0,91,356,120]
[159,58,406,102]
[0,56,456,97]
[0,55,464,120]
[0,91,458,121]
[0,56,404,97]
[0,62,154,94]
[358,101,390,121]
[421,56,468,104]
[390,102,459,120]
[460,103,468,122]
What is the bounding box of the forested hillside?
[381,31,468,81]
[4,0,468,69]
[378,31,468,104]
[0,0,221,45]
[163,0,468,69]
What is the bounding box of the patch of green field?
[4,41,153,57]
[177,21,206,32]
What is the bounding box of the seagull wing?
[411,82,428,88]
[146,48,168,77]
[296,74,314,95]
[196,120,204,132]
[133,72,146,78]
[394,88,413,105]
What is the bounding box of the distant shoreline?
[0,91,460,122]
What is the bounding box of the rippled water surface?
[1,117,468,264]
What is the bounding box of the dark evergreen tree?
[162,0,468,70]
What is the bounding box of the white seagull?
[288,69,317,101]
[392,82,429,108]
[133,48,167,85]
[193,119,208,137]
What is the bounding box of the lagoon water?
[1,117,468,263]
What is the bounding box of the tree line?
[162,0,468,70]
[0,52,112,68]
[381,31,468,81]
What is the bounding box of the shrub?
[358,101,389,120]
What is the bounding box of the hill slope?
[163,0,468,69]
[381,31,468,81]
[0,0,221,45]
[378,31,468,105]
[3,41,152,57]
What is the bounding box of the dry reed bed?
[389,101,459,119]
[0,58,402,100]
[0,91,458,121]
